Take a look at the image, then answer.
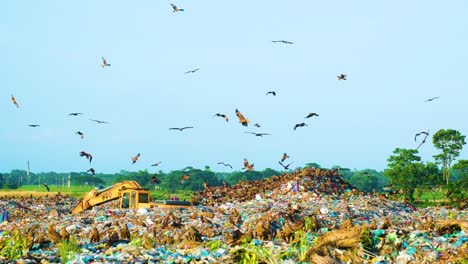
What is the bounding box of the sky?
[1,1,467,174]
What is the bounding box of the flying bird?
[28,124,40,127]
[245,132,271,137]
[293,123,308,130]
[171,3,184,12]
[235,109,250,127]
[242,159,255,171]
[76,131,84,139]
[253,123,261,128]
[266,91,276,96]
[415,130,430,150]
[169,127,194,131]
[42,183,50,192]
[90,119,109,124]
[281,153,290,162]
[214,113,229,122]
[425,96,440,102]
[132,153,140,164]
[185,68,199,74]
[79,151,93,163]
[101,57,111,68]
[217,162,233,169]
[151,162,162,167]
[305,113,319,118]
[11,95,19,108]
[87,168,96,175]
[278,161,293,170]
[337,74,347,80]
[68,113,83,116]
[272,40,294,44]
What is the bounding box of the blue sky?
[1,1,467,173]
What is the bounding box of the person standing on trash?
[1,207,10,223]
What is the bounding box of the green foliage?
[432,129,466,185]
[347,169,388,192]
[206,240,222,251]
[290,231,311,262]
[0,230,28,260]
[305,163,321,169]
[384,148,425,201]
[58,235,81,264]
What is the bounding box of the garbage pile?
[192,167,357,205]
[0,168,466,263]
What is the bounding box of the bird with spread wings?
[245,132,271,137]
[169,127,194,131]
[214,113,229,122]
[235,109,250,127]
[80,151,93,163]
[101,57,111,68]
[415,131,430,150]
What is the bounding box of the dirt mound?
[192,167,357,205]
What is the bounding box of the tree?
[305,163,321,169]
[433,129,466,185]
[384,148,425,202]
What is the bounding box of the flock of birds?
[7,3,442,190]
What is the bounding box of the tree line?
[0,129,466,202]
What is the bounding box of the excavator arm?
[72,180,144,214]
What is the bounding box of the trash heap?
[0,168,466,263]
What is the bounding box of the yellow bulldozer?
[72,180,191,214]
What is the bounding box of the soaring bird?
[68,113,83,116]
[171,3,184,12]
[42,183,50,192]
[76,131,84,139]
[185,68,199,74]
[11,95,19,108]
[245,132,271,137]
[266,91,276,96]
[278,161,293,170]
[337,74,347,80]
[281,153,290,162]
[150,175,161,184]
[87,168,95,175]
[243,159,255,171]
[217,162,233,169]
[214,113,229,122]
[253,123,261,128]
[425,96,440,102]
[272,40,294,44]
[305,113,319,118]
[80,151,93,163]
[293,123,308,130]
[90,119,109,124]
[151,162,162,167]
[415,131,430,150]
[101,57,111,68]
[29,124,40,127]
[169,126,194,131]
[235,109,250,127]
[132,153,140,164]
[414,131,429,142]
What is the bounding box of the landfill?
[0,167,466,263]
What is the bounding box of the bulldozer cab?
[119,190,151,209]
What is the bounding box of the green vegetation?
[432,129,466,184]
[0,128,466,207]
[0,230,28,260]
[58,236,81,264]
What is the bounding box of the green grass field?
[0,185,195,200]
